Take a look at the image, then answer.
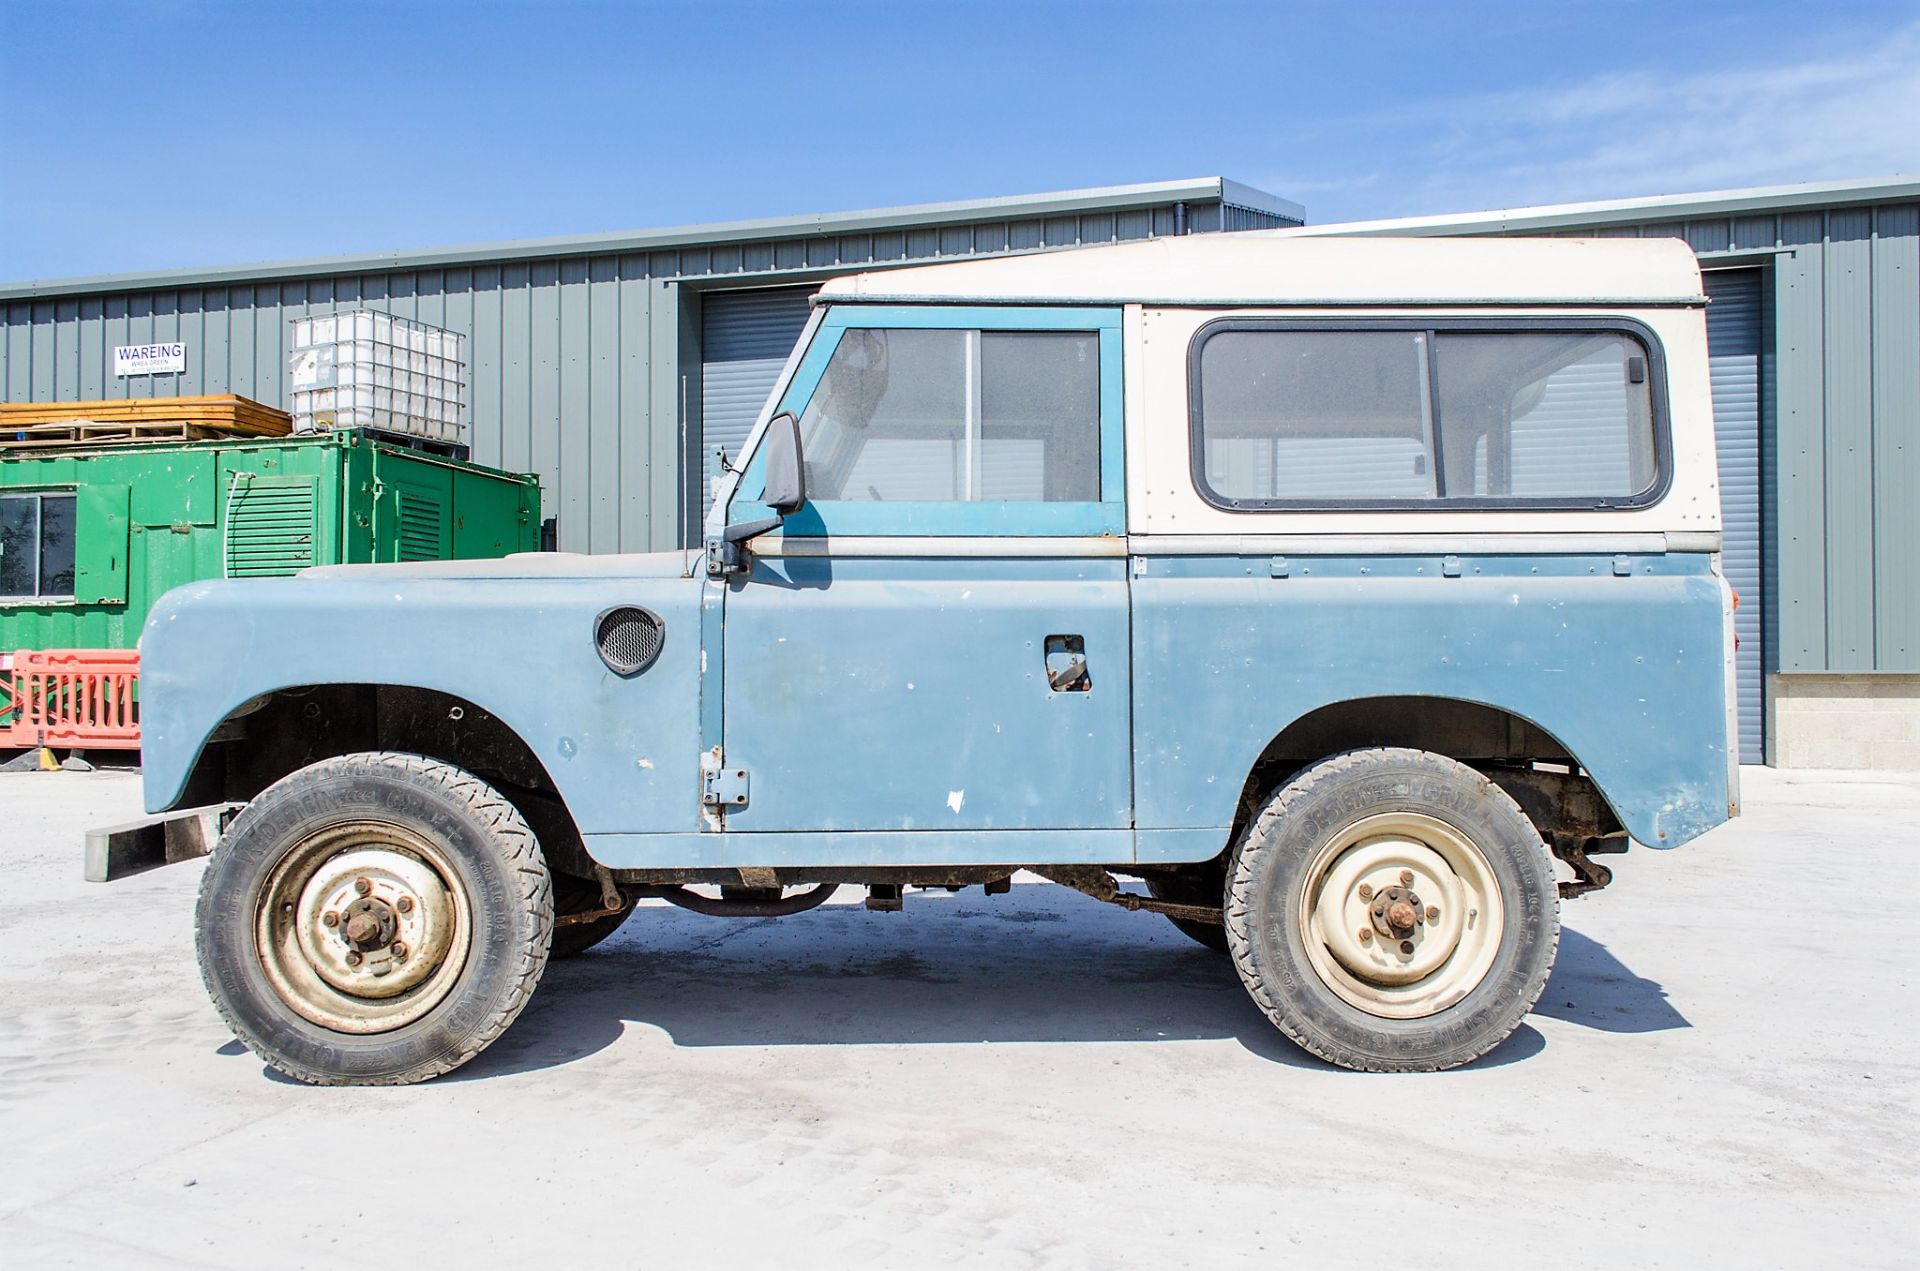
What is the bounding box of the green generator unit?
[0,429,541,652]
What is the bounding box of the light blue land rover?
[120,235,1737,1083]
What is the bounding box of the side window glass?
[799,327,1099,503]
[0,495,35,596]
[1434,332,1655,498]
[0,493,76,598]
[1194,325,1660,506]
[1197,330,1435,502]
[38,495,76,596]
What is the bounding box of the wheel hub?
[257,823,473,1034]
[342,897,397,949]
[294,849,454,996]
[1298,812,1504,1019]
[1371,885,1424,940]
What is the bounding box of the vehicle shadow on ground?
[1531,927,1690,1034]
[448,888,1685,1082]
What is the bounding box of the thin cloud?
[1272,23,1920,220]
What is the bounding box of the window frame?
[732,304,1125,537]
[0,489,79,602]
[1186,315,1673,513]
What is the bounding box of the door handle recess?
[1044,634,1090,692]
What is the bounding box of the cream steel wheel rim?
[255,822,472,1034]
[1298,812,1504,1019]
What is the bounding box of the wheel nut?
[396,896,414,914]
[1399,869,1414,886]
[354,877,372,896]
[1358,928,1373,944]
[1427,906,1440,921]
[1357,883,1374,901]
[322,911,339,928]
[391,941,408,960]
[345,950,362,967]
[1399,940,1415,955]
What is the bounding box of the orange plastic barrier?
[0,649,142,750]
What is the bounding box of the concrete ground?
[0,768,1914,1269]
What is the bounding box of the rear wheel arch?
[1225,695,1626,858]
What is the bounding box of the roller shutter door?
[699,287,816,525]
[1705,269,1763,762]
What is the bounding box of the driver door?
[718,305,1133,858]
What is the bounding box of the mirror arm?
[723,514,783,544]
[706,514,783,577]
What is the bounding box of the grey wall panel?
[1822,210,1876,669]
[1733,215,1777,251]
[469,266,503,471]
[647,280,680,552]
[1872,205,1920,669]
[1774,213,1829,670]
[29,300,54,400]
[616,267,653,553]
[587,258,621,551]
[499,263,533,478]
[530,262,563,538]
[557,258,591,550]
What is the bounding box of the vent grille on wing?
[595,607,664,676]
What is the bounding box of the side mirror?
[761,412,806,514]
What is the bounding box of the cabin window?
[1190,321,1663,509]
[0,492,78,599]
[797,328,1100,503]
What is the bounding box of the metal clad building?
[1300,177,1920,767]
[0,179,1300,554]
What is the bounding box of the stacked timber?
[0,395,292,452]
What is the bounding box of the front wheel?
[549,874,637,958]
[1146,864,1230,954]
[1225,748,1558,1072]
[195,752,553,1085]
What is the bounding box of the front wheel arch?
[175,683,598,880]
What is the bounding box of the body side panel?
[140,568,704,832]
[1129,549,1733,848]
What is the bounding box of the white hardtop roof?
[816,233,1705,307]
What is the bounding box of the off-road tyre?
[550,874,637,958]
[1224,747,1558,1072]
[1147,864,1230,954]
[195,752,553,1085]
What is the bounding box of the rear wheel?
[1224,748,1558,1072]
[195,752,553,1085]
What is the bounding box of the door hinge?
[702,761,750,810]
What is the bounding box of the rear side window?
[1191,321,1664,508]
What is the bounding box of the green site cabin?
[0,429,540,653]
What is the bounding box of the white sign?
[114,342,186,377]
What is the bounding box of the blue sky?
[2,0,1917,281]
